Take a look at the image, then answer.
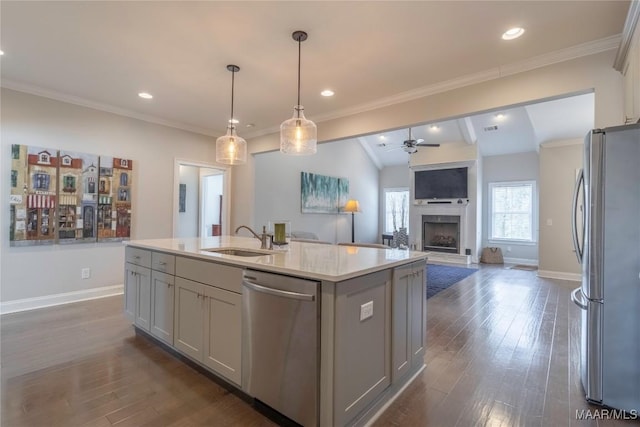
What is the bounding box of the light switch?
[360,301,373,321]
[546,218,553,226]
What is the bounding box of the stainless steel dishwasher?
[242,269,319,426]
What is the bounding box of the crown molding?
[501,35,621,77]
[614,0,640,71]
[3,36,621,141]
[1,79,219,137]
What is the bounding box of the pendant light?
[216,64,247,165]
[280,31,317,155]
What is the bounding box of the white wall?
[253,139,379,244]
[176,165,200,238]
[1,88,219,307]
[481,151,540,264]
[538,140,583,279]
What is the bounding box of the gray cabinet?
[134,266,152,331]
[150,271,175,345]
[174,277,205,360]
[392,260,426,383]
[202,285,242,385]
[173,260,242,386]
[124,247,152,332]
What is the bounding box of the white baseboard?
[537,270,581,282]
[503,257,538,266]
[1,284,124,315]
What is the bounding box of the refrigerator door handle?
[571,168,585,264]
[571,287,588,310]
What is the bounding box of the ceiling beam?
[457,117,477,145]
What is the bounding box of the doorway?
[173,159,229,238]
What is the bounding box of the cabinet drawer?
[175,256,242,294]
[152,252,176,274]
[125,247,151,268]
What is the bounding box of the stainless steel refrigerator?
[571,123,640,412]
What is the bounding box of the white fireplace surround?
[412,203,471,264]
[409,161,478,265]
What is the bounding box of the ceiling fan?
[380,128,441,154]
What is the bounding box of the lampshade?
[216,64,247,165]
[344,199,360,213]
[280,31,317,156]
[280,106,317,155]
[216,126,247,165]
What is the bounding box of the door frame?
[172,158,231,238]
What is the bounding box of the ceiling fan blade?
[415,142,441,147]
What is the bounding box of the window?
[11,170,17,188]
[489,181,536,242]
[61,156,72,166]
[384,189,409,233]
[63,175,76,192]
[33,172,50,190]
[11,145,20,159]
[120,173,128,186]
[38,152,51,164]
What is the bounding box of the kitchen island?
[124,236,427,427]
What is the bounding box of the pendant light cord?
[230,69,235,126]
[297,37,301,109]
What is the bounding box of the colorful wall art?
[300,172,349,214]
[9,144,133,246]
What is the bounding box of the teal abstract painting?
[301,172,349,214]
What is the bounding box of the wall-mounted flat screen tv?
[414,167,468,200]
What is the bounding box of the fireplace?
[422,215,460,253]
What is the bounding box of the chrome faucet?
[235,225,273,250]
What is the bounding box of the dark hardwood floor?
[2,265,638,426]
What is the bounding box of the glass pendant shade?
[280,105,317,155]
[216,125,247,165]
[280,30,317,156]
[215,64,247,165]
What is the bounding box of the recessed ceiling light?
[502,27,525,40]
[495,113,506,120]
[228,118,239,124]
[430,125,440,131]
[0,50,4,56]
[321,89,335,97]
[379,135,386,140]
[138,92,153,99]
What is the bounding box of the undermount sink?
[202,248,272,257]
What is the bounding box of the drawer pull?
[158,261,167,266]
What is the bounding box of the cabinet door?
[392,264,412,382]
[410,266,426,368]
[124,262,137,322]
[134,266,152,331]
[174,277,205,361]
[151,271,175,345]
[202,285,242,385]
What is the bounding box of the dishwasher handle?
[571,287,588,310]
[243,279,315,301]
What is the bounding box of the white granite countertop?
[126,236,428,282]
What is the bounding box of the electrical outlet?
[81,268,91,279]
[360,301,373,321]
